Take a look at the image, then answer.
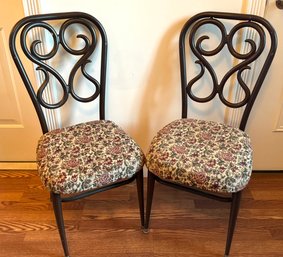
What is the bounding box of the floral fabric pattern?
[146,119,252,193]
[37,120,145,194]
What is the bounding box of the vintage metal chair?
[9,12,144,257]
[144,12,277,256]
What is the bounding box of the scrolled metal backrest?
[9,12,107,133]
[179,12,277,130]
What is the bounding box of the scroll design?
[187,17,265,108]
[20,18,100,109]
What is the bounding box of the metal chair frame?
[9,12,144,257]
[145,11,277,256]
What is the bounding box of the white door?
[246,0,283,170]
[0,0,41,162]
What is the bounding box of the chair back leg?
[225,191,242,256]
[51,192,70,257]
[144,171,156,232]
[136,169,145,228]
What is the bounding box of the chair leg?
[51,192,70,257]
[136,169,145,228]
[143,171,156,233]
[224,191,242,257]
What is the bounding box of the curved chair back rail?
[179,12,277,130]
[9,12,108,133]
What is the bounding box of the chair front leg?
[136,169,145,228]
[224,191,242,257]
[51,192,70,257]
[144,171,156,233]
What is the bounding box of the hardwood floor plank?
[0,171,283,256]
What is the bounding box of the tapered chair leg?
[144,171,156,232]
[224,191,242,257]
[51,192,70,257]
[136,169,145,228]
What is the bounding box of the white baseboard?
[0,162,37,170]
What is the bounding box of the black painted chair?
[9,12,144,257]
[144,12,277,256]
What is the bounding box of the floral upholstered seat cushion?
[146,119,253,193]
[37,120,145,194]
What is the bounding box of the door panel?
[246,0,283,170]
[0,30,22,127]
[0,0,41,161]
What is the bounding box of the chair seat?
[146,118,253,193]
[37,120,144,194]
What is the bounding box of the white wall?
[38,0,244,152]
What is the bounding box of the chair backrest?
[9,12,107,134]
[179,12,277,131]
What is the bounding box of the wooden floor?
[0,171,283,257]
